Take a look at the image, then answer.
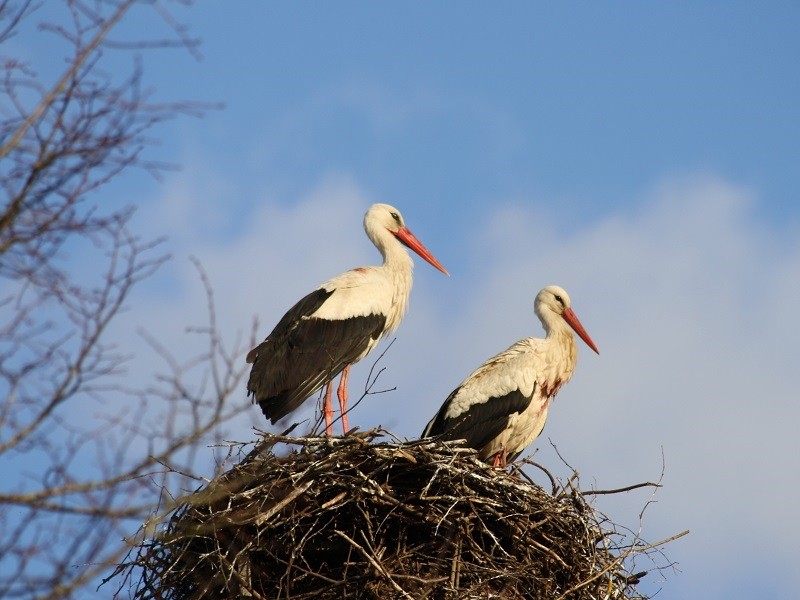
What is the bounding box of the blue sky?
[10,2,800,598]
[133,2,800,228]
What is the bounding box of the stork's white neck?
[375,230,414,334]
[536,307,579,391]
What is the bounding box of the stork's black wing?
[247,287,386,423]
[423,386,534,455]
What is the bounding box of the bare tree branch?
[0,3,244,598]
[0,0,132,160]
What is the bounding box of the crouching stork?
[422,285,599,467]
[247,203,449,435]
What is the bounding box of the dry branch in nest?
[114,429,681,599]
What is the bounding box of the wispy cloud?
[391,175,800,598]
[114,168,798,598]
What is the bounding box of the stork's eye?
[554,294,565,306]
[390,211,400,223]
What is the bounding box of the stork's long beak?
[394,227,450,276]
[561,308,600,354]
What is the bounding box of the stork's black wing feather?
[423,386,534,455]
[247,288,386,423]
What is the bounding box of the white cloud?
[353,174,800,597]
[114,169,799,598]
[453,177,797,596]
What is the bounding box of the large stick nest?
[118,429,673,599]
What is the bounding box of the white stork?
[247,203,449,435]
[422,285,599,467]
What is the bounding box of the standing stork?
[247,203,449,436]
[422,285,599,467]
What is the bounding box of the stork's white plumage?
[422,285,599,467]
[247,203,448,435]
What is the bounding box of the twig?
[583,482,663,496]
[334,530,414,600]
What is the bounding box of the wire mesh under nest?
[117,429,679,599]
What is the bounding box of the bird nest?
[115,429,679,599]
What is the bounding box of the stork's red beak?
[561,308,599,354]
[394,227,450,276]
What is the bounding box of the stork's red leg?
[323,380,334,436]
[492,447,508,468]
[337,364,351,435]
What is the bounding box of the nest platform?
[119,429,666,599]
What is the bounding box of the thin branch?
[583,482,663,496]
[0,0,134,159]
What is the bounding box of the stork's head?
[364,204,449,275]
[364,203,406,237]
[535,285,599,354]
